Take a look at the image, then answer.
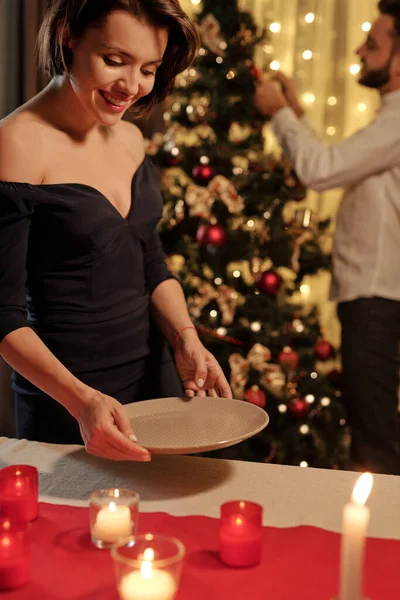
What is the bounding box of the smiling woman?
[0,1,232,462]
[37,0,199,118]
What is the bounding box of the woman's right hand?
[76,392,151,462]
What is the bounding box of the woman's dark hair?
[37,0,199,118]
[379,0,400,37]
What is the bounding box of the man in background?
[255,0,400,474]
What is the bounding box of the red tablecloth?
[1,502,399,599]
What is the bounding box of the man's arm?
[255,78,400,192]
[271,107,400,191]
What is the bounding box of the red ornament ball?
[244,386,266,409]
[196,223,227,248]
[327,368,342,386]
[166,154,181,166]
[192,164,215,184]
[278,346,299,371]
[288,398,309,419]
[315,339,333,361]
[250,64,262,81]
[256,269,283,296]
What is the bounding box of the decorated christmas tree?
[146,0,349,469]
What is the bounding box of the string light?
[180,78,187,87]
[233,270,241,278]
[172,102,181,112]
[171,147,179,156]
[300,461,309,468]
[305,394,315,404]
[327,96,337,106]
[327,126,336,136]
[278,404,288,414]
[217,327,227,336]
[250,321,261,332]
[270,60,280,71]
[300,424,310,435]
[186,105,194,115]
[199,48,206,56]
[321,397,331,407]
[247,219,255,227]
[210,310,218,318]
[226,70,236,80]
[302,92,315,104]
[191,0,201,4]
[357,102,367,112]
[305,12,315,23]
[310,372,318,379]
[189,68,197,77]
[350,64,361,74]
[302,50,313,60]
[362,21,371,32]
[216,57,223,64]
[200,155,210,164]
[214,277,222,285]
[270,22,281,33]
[163,112,171,121]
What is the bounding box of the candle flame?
[141,561,153,579]
[108,502,117,512]
[15,470,21,476]
[351,472,373,506]
[143,547,155,561]
[16,479,22,488]
[235,517,243,526]
[1,537,11,548]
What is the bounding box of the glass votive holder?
[0,518,30,590]
[0,465,38,523]
[219,500,263,567]
[111,534,185,600]
[89,489,139,549]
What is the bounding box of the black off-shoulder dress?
[0,156,183,444]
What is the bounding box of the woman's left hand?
[174,329,233,398]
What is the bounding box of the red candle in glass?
[219,500,263,567]
[0,465,38,523]
[0,518,30,589]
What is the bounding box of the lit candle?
[0,519,30,590]
[0,466,38,523]
[93,502,132,545]
[339,473,373,600]
[219,501,263,567]
[118,550,177,600]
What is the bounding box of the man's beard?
[359,57,391,89]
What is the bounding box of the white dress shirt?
[272,89,400,303]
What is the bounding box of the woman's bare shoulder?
[117,120,145,161]
[0,111,45,184]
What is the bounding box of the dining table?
[0,436,399,599]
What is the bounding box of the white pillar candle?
[339,472,373,600]
[118,561,177,600]
[93,502,132,544]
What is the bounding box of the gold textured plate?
[124,397,269,455]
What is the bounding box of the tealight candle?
[94,503,132,544]
[119,560,177,600]
[0,519,30,590]
[0,465,38,523]
[111,534,185,600]
[219,500,263,567]
[89,489,139,549]
[339,473,373,600]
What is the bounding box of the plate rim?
[125,396,269,454]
